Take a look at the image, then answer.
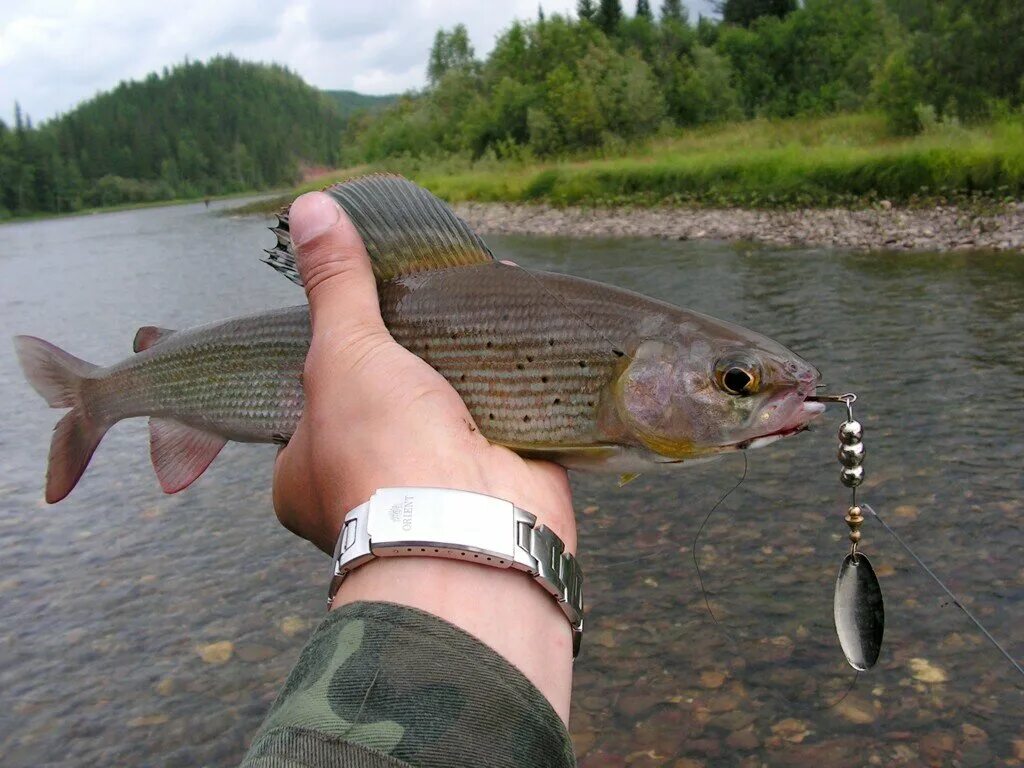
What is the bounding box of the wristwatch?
[328,487,584,657]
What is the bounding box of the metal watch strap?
[328,487,584,657]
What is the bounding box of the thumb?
[289,190,387,340]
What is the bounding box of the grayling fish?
[16,175,824,503]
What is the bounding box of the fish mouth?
[733,397,827,451]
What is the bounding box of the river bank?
[452,200,1024,252]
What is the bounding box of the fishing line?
[690,452,864,711]
[864,504,1024,681]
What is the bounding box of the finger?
[289,190,388,340]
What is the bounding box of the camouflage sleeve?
[240,600,576,768]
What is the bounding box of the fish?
[15,175,824,503]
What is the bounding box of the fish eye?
[715,358,761,396]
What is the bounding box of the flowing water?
[0,201,1021,767]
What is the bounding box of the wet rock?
[196,641,234,664]
[1012,738,1024,761]
[279,616,309,637]
[959,723,987,743]
[614,691,662,719]
[154,677,177,696]
[918,731,955,762]
[909,658,949,683]
[572,730,597,756]
[236,644,277,663]
[834,695,877,725]
[624,749,666,767]
[698,670,726,690]
[583,505,599,515]
[769,718,811,745]
[892,504,919,520]
[725,727,759,751]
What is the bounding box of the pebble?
[196,641,234,664]
[909,658,949,683]
[236,644,277,663]
[725,727,759,751]
[671,759,705,768]
[770,718,811,744]
[1012,738,1024,760]
[835,695,877,725]
[698,670,726,690]
[919,731,955,761]
[456,202,1024,253]
[279,616,310,637]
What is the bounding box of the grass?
[236,113,1024,215]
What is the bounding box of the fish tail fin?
[14,335,109,503]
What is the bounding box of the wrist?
[326,486,578,722]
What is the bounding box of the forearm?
[242,601,576,768]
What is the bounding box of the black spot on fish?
[486,341,493,349]
[553,398,561,405]
[578,361,587,369]
[460,373,467,382]
[489,413,495,420]
[516,363,525,370]
[523,415,531,423]
[541,375,549,383]
[526,355,534,363]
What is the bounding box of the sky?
[0,0,714,125]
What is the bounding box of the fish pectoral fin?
[149,418,227,494]
[133,326,177,353]
[263,175,494,286]
[618,473,642,487]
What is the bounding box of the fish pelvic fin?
[263,174,494,287]
[14,335,109,503]
[149,418,227,494]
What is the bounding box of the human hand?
[272,190,577,718]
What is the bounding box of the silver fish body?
[16,175,823,502]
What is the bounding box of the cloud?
[0,0,713,124]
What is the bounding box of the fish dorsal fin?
[149,417,227,494]
[262,174,493,286]
[133,326,176,353]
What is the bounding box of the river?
[0,200,1021,766]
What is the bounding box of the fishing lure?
[812,393,885,671]
[811,393,1023,679]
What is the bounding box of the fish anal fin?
[149,418,227,494]
[262,174,494,286]
[133,326,176,353]
[618,473,642,487]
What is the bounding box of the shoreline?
[453,201,1024,252]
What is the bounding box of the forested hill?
[324,90,398,120]
[0,57,346,215]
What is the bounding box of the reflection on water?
[0,204,1021,766]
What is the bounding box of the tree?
[660,0,688,24]
[718,0,796,27]
[596,0,623,34]
[636,0,652,20]
[427,25,477,86]
[578,0,596,21]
